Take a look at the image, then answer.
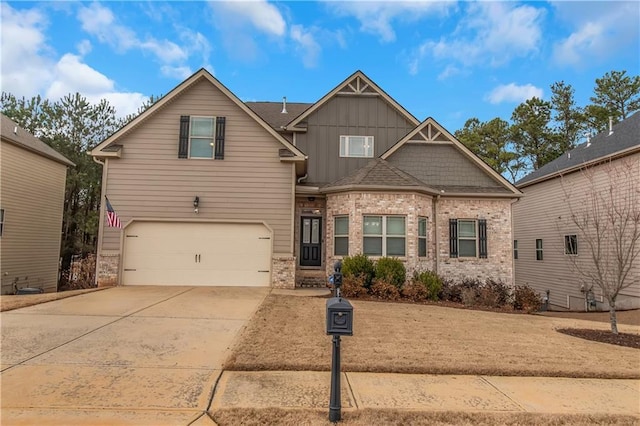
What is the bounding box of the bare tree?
[559,158,640,334]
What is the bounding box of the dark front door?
[300,216,322,266]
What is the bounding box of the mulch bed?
[557,328,640,349]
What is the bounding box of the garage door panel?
[123,222,272,287]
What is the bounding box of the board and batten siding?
[100,78,295,255]
[0,141,67,294]
[295,95,416,185]
[513,152,640,310]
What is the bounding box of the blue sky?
[1,1,638,132]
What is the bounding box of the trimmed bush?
[401,282,430,302]
[342,254,375,288]
[514,285,543,313]
[412,270,443,301]
[369,279,400,301]
[375,257,406,289]
[341,275,368,298]
[477,279,512,308]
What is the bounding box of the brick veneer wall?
[325,191,514,286]
[272,255,296,289]
[97,253,119,287]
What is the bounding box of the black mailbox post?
[326,261,353,422]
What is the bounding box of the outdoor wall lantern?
[193,196,200,214]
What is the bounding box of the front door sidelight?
[300,217,322,266]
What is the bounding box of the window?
[179,115,226,159]
[363,215,405,256]
[449,219,487,258]
[418,217,428,257]
[564,234,578,255]
[339,135,374,158]
[513,240,518,260]
[334,216,349,256]
[536,239,544,261]
[0,209,4,237]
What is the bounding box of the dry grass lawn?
[0,288,103,312]
[212,408,639,426]
[224,295,640,378]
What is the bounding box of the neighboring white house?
[513,112,640,311]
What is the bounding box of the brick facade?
[97,253,119,287]
[324,191,514,286]
[271,255,296,289]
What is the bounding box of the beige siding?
[296,95,416,185]
[0,141,67,294]
[100,78,294,256]
[514,153,640,310]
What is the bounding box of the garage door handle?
[258,270,269,273]
[258,237,270,240]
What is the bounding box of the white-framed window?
[189,116,215,158]
[363,215,405,256]
[334,216,349,256]
[458,219,477,257]
[564,234,578,255]
[513,240,518,260]
[0,208,4,237]
[536,239,544,261]
[418,217,428,257]
[339,135,374,158]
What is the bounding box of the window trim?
[189,115,216,159]
[339,135,374,158]
[536,239,544,261]
[334,216,349,256]
[418,216,428,257]
[564,234,578,255]
[513,240,518,260]
[363,215,406,257]
[458,219,478,258]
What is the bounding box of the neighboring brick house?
[1,114,74,294]
[513,113,640,311]
[90,69,521,289]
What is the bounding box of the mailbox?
[326,297,353,336]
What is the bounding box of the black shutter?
[479,219,488,259]
[215,116,226,160]
[449,219,458,258]
[178,115,190,158]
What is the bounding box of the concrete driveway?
[1,286,269,425]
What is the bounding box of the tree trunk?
[608,298,618,335]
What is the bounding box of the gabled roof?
[517,112,640,188]
[284,70,420,130]
[90,68,306,160]
[1,114,74,167]
[321,158,438,195]
[382,117,521,196]
[246,102,313,130]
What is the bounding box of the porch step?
[296,271,328,288]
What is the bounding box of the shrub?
[342,254,375,288]
[411,270,443,301]
[477,278,512,308]
[514,285,543,313]
[401,282,430,302]
[340,275,368,298]
[443,278,481,304]
[369,279,400,301]
[461,287,478,306]
[375,257,406,289]
[440,278,460,302]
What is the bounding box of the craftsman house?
[513,113,640,311]
[1,114,74,294]
[90,69,521,288]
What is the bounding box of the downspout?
[433,194,440,274]
[92,155,106,286]
[297,174,308,184]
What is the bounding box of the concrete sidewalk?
[211,371,640,416]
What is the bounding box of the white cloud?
[290,25,321,68]
[76,39,92,56]
[77,3,187,63]
[551,1,639,67]
[410,2,544,74]
[161,65,193,80]
[327,1,454,42]
[0,4,147,118]
[486,83,543,105]
[211,0,286,36]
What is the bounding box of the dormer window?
[340,135,374,158]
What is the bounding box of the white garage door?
[122,222,272,286]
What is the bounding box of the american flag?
[105,197,122,228]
